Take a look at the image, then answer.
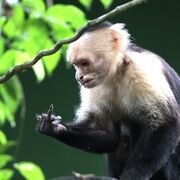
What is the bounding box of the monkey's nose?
[79,75,83,81]
[76,75,84,84]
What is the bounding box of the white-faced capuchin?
[37,22,180,180]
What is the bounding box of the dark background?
[4,0,180,179]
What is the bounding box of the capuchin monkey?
[37,22,180,180]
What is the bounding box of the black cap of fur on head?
[86,21,112,33]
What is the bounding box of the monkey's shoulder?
[127,46,180,104]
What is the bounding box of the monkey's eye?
[80,60,89,67]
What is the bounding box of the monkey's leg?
[120,120,180,180]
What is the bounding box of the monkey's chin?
[83,79,98,88]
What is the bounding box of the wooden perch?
[49,172,117,180]
[0,0,146,84]
[49,176,117,180]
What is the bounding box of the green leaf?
[0,38,5,55]
[12,19,49,55]
[27,20,48,44]
[32,61,46,82]
[2,19,17,38]
[2,5,24,38]
[15,51,31,65]
[100,0,113,9]
[0,95,14,126]
[0,16,6,28]
[0,102,6,125]
[46,5,87,29]
[0,50,15,74]
[0,99,14,126]
[12,5,25,28]
[0,77,23,126]
[79,0,93,9]
[22,0,45,14]
[42,40,61,76]
[11,19,49,81]
[0,141,16,154]
[3,76,23,108]
[0,154,13,169]
[0,131,7,146]
[43,51,61,76]
[0,169,14,180]
[46,19,74,41]
[12,38,40,59]
[14,162,45,180]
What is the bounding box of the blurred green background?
[1,0,180,179]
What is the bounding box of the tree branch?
[0,0,146,84]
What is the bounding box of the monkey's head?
[67,22,130,88]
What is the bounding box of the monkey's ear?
[110,23,126,33]
[110,23,130,53]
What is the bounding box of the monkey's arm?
[37,105,119,153]
[120,110,180,180]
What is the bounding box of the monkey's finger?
[36,114,41,121]
[56,116,62,122]
[37,115,46,132]
[54,124,66,132]
[36,114,48,121]
[49,104,54,111]
[52,119,61,125]
[47,104,54,119]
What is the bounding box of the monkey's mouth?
[82,78,96,88]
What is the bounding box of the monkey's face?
[73,54,110,88]
[67,28,122,88]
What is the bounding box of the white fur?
[110,23,130,54]
[76,50,176,127]
[67,23,176,127]
[118,51,175,106]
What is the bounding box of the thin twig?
[46,0,53,7]
[0,0,146,84]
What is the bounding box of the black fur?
[85,21,112,33]
[37,96,180,180]
[37,42,180,179]
[129,44,145,53]
[160,59,180,105]
[37,111,120,153]
[129,44,180,105]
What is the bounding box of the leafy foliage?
[0,0,89,179]
[100,0,113,9]
[46,5,86,30]
[0,0,113,127]
[0,130,16,155]
[0,0,87,126]
[14,162,45,180]
[0,154,13,169]
[0,169,14,180]
[0,0,115,178]
[79,0,113,9]
[0,131,14,179]
[0,130,45,180]
[79,0,93,9]
[0,77,23,127]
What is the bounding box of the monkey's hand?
[36,104,66,136]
